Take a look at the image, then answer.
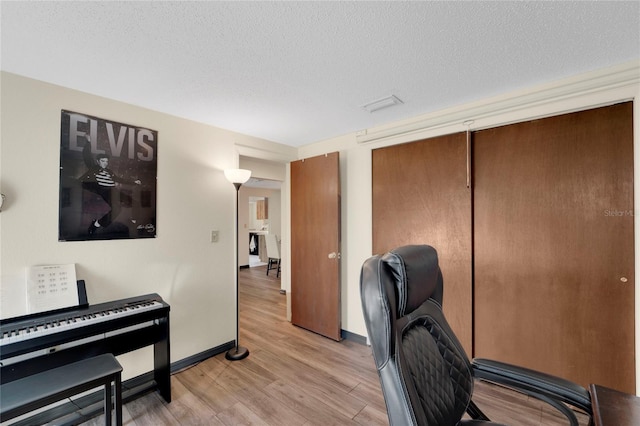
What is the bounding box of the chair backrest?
[360,245,474,426]
[265,234,280,259]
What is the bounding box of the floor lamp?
[224,168,251,361]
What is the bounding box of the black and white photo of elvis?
[80,136,142,235]
[59,110,157,241]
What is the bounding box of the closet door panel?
[473,102,634,392]
[372,133,472,353]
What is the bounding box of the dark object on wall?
[59,110,158,241]
[360,245,592,426]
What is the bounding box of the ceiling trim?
[234,143,297,163]
[356,60,639,144]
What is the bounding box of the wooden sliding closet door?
[473,102,634,392]
[373,133,472,353]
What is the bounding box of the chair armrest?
[472,358,592,416]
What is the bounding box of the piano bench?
[0,353,123,425]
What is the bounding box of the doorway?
[237,154,289,318]
[240,178,283,276]
[248,196,268,267]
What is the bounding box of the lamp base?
[225,345,249,361]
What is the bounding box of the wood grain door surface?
[473,102,634,392]
[372,133,473,353]
[371,102,634,393]
[290,152,341,341]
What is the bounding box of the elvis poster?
[59,110,157,241]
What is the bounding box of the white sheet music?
[26,264,79,314]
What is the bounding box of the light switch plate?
[211,230,219,243]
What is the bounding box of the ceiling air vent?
[361,95,403,113]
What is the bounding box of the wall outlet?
[211,230,219,243]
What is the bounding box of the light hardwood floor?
[82,266,589,425]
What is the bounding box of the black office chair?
[360,245,592,426]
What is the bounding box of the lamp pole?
[224,169,251,361]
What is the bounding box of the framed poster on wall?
[59,110,158,241]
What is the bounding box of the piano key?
[0,300,163,346]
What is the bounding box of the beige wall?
[0,72,294,379]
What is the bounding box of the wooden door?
[473,102,635,392]
[372,133,473,353]
[291,152,341,341]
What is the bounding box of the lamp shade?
[224,168,252,184]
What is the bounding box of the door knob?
[328,252,337,259]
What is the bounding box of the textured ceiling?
[1,1,639,147]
